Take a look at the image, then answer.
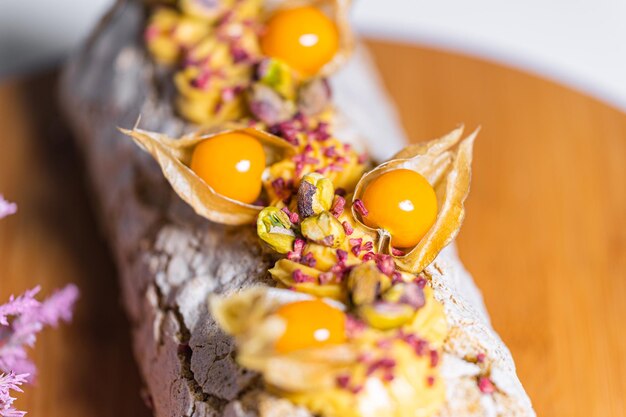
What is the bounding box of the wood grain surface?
[1,40,625,417]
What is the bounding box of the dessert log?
[60,1,535,416]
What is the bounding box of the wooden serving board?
[1,40,625,417]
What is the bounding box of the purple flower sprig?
[0,285,79,380]
[1,196,79,416]
[0,286,79,416]
[0,196,17,220]
[0,372,28,417]
[0,289,40,327]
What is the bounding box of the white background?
[1,0,625,112]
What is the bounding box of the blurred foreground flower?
[0,197,79,416]
[0,372,28,417]
[0,196,16,220]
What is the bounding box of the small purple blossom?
[0,196,16,220]
[34,284,79,327]
[0,371,28,417]
[1,128,75,417]
[0,285,79,380]
[0,288,40,327]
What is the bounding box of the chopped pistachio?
[257,58,296,100]
[257,207,295,253]
[346,262,391,307]
[298,77,332,116]
[383,282,426,310]
[300,211,345,248]
[297,173,335,218]
[247,84,295,125]
[359,302,415,330]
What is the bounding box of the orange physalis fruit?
[260,6,339,76]
[275,299,346,353]
[361,169,438,248]
[190,132,266,204]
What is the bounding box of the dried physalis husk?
[352,126,478,273]
[121,126,295,225]
[261,0,355,77]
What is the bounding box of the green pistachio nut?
[257,58,296,100]
[359,302,415,330]
[347,262,392,307]
[298,77,332,116]
[300,211,345,248]
[247,84,295,125]
[257,207,295,254]
[297,173,335,218]
[382,282,426,310]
